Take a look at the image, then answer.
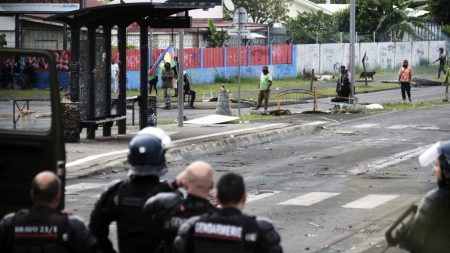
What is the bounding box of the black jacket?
[145,192,216,253]
[173,207,283,253]
[400,185,450,253]
[89,176,173,253]
[0,205,97,253]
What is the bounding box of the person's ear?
[242,192,247,204]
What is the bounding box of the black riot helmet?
[127,129,170,177]
[419,141,450,179]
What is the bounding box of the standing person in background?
[148,64,158,96]
[253,65,272,114]
[172,56,179,97]
[12,56,21,89]
[398,59,413,103]
[432,48,447,79]
[161,62,175,109]
[111,57,119,94]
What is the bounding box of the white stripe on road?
[342,194,398,209]
[67,150,128,168]
[387,124,439,130]
[246,191,281,203]
[351,123,379,129]
[278,192,340,206]
[65,183,107,194]
[387,124,409,129]
[67,123,291,168]
[349,144,433,175]
[171,123,285,144]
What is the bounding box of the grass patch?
[381,100,449,111]
[0,89,50,98]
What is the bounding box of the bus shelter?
[48,2,217,139]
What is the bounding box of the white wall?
[296,40,447,73]
[0,16,14,30]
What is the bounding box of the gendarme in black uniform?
[144,191,216,253]
[0,205,97,253]
[394,141,450,253]
[173,206,282,253]
[89,131,176,253]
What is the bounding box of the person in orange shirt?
[398,59,413,103]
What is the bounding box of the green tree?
[232,0,293,24]
[334,0,428,42]
[205,19,228,47]
[0,34,6,48]
[285,11,340,44]
[427,0,450,24]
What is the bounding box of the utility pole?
[349,0,356,101]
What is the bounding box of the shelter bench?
[80,115,127,139]
[111,96,140,125]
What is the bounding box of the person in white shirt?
[111,57,119,94]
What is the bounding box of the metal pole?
[178,30,184,127]
[350,0,355,100]
[139,23,149,130]
[63,24,68,50]
[15,14,20,48]
[237,19,242,116]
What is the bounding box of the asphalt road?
[64,102,450,253]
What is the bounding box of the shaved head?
[31,171,61,206]
[186,161,213,193]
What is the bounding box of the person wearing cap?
[89,127,182,253]
[432,48,447,79]
[389,141,450,252]
[253,66,272,114]
[398,60,413,103]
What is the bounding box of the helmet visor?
[419,142,441,167]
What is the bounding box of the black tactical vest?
[10,207,70,253]
[162,195,215,253]
[192,209,259,253]
[115,177,172,253]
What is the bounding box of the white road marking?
[67,124,288,168]
[65,183,107,194]
[278,192,341,206]
[349,144,433,174]
[172,123,285,144]
[304,121,329,126]
[246,191,281,203]
[67,150,128,168]
[351,123,379,129]
[387,124,409,129]
[415,125,439,130]
[342,194,398,209]
[387,124,439,130]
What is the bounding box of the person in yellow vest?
[253,66,272,114]
[398,59,413,103]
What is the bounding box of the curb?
[66,121,326,179]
